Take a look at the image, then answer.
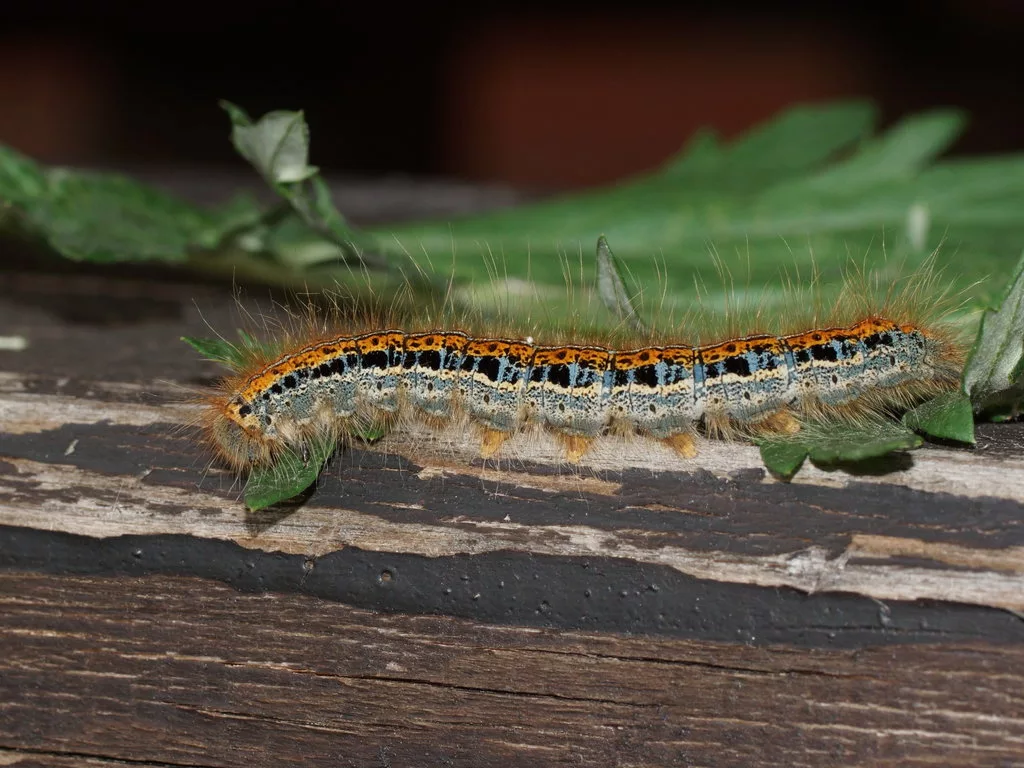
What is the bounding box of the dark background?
[2,1,1022,191]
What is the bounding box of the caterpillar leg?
[558,434,595,464]
[480,428,512,458]
[753,410,801,435]
[662,432,698,459]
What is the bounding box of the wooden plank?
[1,371,1023,625]
[3,572,1022,768]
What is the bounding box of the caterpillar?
[198,267,967,474]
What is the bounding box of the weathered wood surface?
[1,180,1024,766]
[3,572,1023,767]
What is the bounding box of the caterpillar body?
[203,313,964,472]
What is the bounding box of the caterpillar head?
[204,404,274,470]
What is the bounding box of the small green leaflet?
[243,436,335,512]
[182,330,286,371]
[182,335,250,371]
[903,391,976,444]
[221,103,319,185]
[220,100,391,273]
[243,425,390,511]
[757,421,923,481]
[757,440,812,480]
[242,424,384,511]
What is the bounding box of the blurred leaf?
[786,110,964,194]
[0,145,47,204]
[963,251,1024,419]
[0,144,264,263]
[663,102,876,183]
[223,104,318,184]
[595,235,647,333]
[5,99,1024,325]
[221,100,392,272]
[36,171,244,262]
[213,100,1021,313]
[374,102,1021,314]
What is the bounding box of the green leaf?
[244,436,335,512]
[221,101,393,273]
[758,440,809,481]
[809,422,923,463]
[0,145,47,205]
[963,251,1024,419]
[182,335,234,364]
[34,171,224,262]
[7,99,1024,318]
[902,390,976,444]
[658,128,721,176]
[757,421,923,481]
[0,142,265,264]
[375,102,1024,316]
[697,102,875,178]
[792,110,965,195]
[309,176,354,245]
[242,424,390,510]
[181,336,250,370]
[662,102,876,187]
[595,235,647,333]
[182,331,282,371]
[222,102,318,185]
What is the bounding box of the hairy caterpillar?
[197,262,967,475]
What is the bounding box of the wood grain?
[3,572,1023,768]
[1,375,1022,617]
